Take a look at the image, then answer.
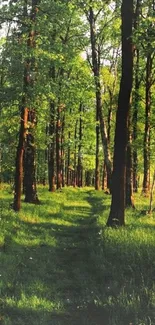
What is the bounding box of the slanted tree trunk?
[48,101,56,192]
[142,53,152,195]
[107,0,133,227]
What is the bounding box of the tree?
[107,0,133,227]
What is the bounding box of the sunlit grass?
[0,184,155,324]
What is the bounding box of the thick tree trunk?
[142,53,152,195]
[48,101,56,192]
[13,107,28,211]
[107,0,133,227]
[23,0,39,203]
[24,115,39,203]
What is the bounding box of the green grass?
[0,183,155,325]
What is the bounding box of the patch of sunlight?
[139,217,155,226]
[64,200,91,208]
[0,236,5,247]
[19,215,41,224]
[50,218,76,227]
[5,293,63,311]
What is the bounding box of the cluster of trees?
[0,0,155,225]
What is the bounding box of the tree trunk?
[148,170,155,214]
[61,109,65,187]
[125,112,135,208]
[142,53,152,195]
[77,103,83,187]
[48,101,56,192]
[107,0,133,227]
[95,97,100,190]
[133,0,141,192]
[13,106,28,211]
[23,0,39,203]
[133,48,140,192]
[24,110,39,203]
[89,6,112,191]
[73,120,78,187]
[56,104,62,189]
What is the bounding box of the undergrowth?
[0,183,155,325]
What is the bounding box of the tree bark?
[48,101,56,192]
[142,53,152,195]
[73,120,78,187]
[13,106,28,211]
[88,6,112,191]
[107,0,133,227]
[61,109,65,187]
[133,0,141,192]
[77,103,83,187]
[23,0,39,203]
[125,112,135,208]
[148,170,155,214]
[56,104,62,189]
[24,110,39,203]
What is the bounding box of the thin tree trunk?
[107,0,133,227]
[56,104,62,189]
[133,48,140,192]
[89,6,112,191]
[95,96,100,190]
[148,170,155,214]
[142,53,152,195]
[73,120,78,187]
[133,0,141,192]
[67,108,71,186]
[48,101,56,192]
[125,112,135,208]
[61,109,65,187]
[77,103,83,187]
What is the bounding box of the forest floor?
[0,184,155,325]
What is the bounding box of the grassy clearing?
[0,184,155,325]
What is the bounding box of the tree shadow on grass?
[1,190,155,325]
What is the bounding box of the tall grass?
[0,183,155,325]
